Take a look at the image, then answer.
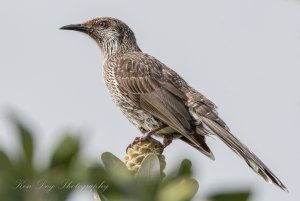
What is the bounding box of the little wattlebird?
[60,17,287,191]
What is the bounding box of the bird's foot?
[163,135,174,148]
[126,137,142,152]
[140,125,168,140]
[126,125,167,151]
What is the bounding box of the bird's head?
[60,17,141,59]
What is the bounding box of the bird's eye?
[99,21,108,28]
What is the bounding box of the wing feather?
[115,53,213,156]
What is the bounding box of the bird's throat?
[100,38,141,60]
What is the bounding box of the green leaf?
[14,119,34,165]
[50,135,80,168]
[134,155,162,201]
[0,150,14,172]
[9,117,36,176]
[101,152,132,181]
[136,154,161,181]
[8,115,35,166]
[177,159,192,177]
[87,164,112,197]
[208,191,251,201]
[0,150,16,186]
[157,177,199,201]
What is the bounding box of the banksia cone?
[124,137,166,175]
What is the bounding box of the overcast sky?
[1,0,300,201]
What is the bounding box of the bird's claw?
[126,126,168,151]
[163,135,174,148]
[126,137,141,151]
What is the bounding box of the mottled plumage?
[61,17,287,191]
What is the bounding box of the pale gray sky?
[0,0,299,201]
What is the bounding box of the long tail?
[201,116,287,191]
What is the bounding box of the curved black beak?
[60,24,90,33]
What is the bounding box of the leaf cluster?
[0,117,251,201]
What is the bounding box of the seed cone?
[124,137,166,175]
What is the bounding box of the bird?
[60,17,287,191]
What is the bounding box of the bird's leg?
[140,125,168,141]
[126,125,167,151]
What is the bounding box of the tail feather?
[201,116,288,191]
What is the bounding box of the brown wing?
[161,66,230,132]
[115,53,214,159]
[115,53,194,135]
